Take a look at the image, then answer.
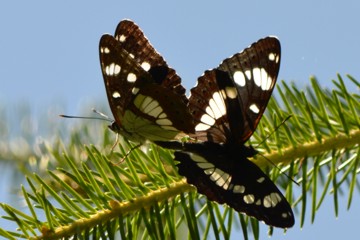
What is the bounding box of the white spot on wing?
[215,173,228,187]
[200,114,215,126]
[263,196,271,208]
[189,153,216,176]
[273,193,281,202]
[233,185,245,193]
[268,52,276,61]
[197,162,215,169]
[100,47,110,54]
[233,71,246,86]
[119,35,126,42]
[264,76,273,90]
[141,62,151,71]
[216,173,232,189]
[244,70,251,80]
[158,113,167,119]
[253,67,271,90]
[223,175,232,190]
[142,99,159,114]
[275,55,280,64]
[205,106,215,119]
[148,106,163,118]
[138,96,169,119]
[105,63,121,76]
[196,90,226,131]
[204,168,215,175]
[210,92,227,118]
[195,123,211,131]
[140,96,153,111]
[243,194,255,204]
[249,104,260,114]
[131,87,139,95]
[253,68,262,87]
[257,177,265,183]
[191,154,207,163]
[225,87,237,99]
[127,73,137,82]
[263,192,282,208]
[112,91,121,98]
[129,53,135,59]
[210,169,224,182]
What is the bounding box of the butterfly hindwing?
[188,69,239,143]
[99,20,194,142]
[169,141,294,228]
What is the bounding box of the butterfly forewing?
[99,20,194,142]
[100,35,148,117]
[113,20,188,103]
[218,37,280,142]
[114,19,167,67]
[190,37,281,144]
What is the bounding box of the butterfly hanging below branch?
[156,36,295,228]
[99,19,194,144]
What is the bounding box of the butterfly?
[99,20,194,143]
[156,37,295,228]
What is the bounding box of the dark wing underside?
[189,37,281,145]
[99,20,194,142]
[175,142,294,228]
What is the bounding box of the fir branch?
[253,129,360,167]
[0,75,359,239]
[34,181,193,240]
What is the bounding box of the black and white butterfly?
[157,37,294,228]
[99,20,194,143]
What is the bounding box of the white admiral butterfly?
[157,37,295,228]
[99,20,194,143]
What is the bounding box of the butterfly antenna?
[91,108,112,120]
[257,153,299,186]
[255,115,292,148]
[60,108,113,122]
[255,115,298,185]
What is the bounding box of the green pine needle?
[0,74,359,239]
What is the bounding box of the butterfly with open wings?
[99,20,194,143]
[157,37,295,228]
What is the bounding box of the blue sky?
[1,1,359,239]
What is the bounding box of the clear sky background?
[1,1,359,239]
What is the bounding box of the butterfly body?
[99,20,194,143]
[157,37,295,228]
